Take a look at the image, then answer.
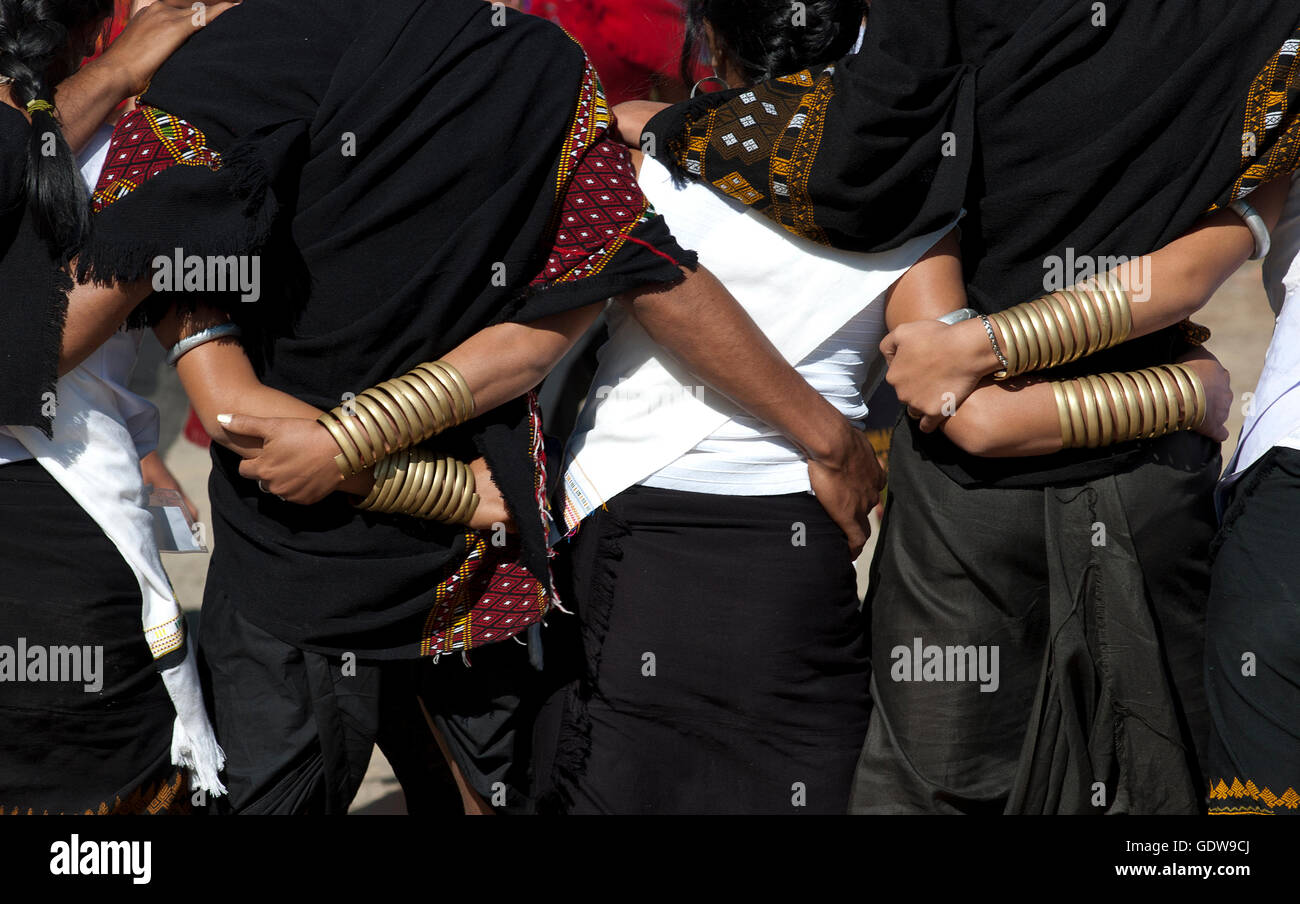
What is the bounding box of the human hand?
[613,100,671,151]
[880,317,997,433]
[102,0,242,98]
[806,420,884,558]
[1176,347,1232,443]
[140,449,199,520]
[217,413,347,505]
[466,457,516,533]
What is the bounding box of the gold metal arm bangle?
[1062,381,1088,448]
[1096,372,1131,441]
[372,382,425,445]
[391,453,434,514]
[1019,304,1053,371]
[1077,374,1102,447]
[354,393,402,451]
[373,451,413,513]
[338,401,387,465]
[320,361,475,479]
[320,412,366,478]
[357,454,397,510]
[1084,376,1114,447]
[1112,372,1154,442]
[1150,367,1182,435]
[422,458,460,521]
[1028,300,1065,369]
[1052,382,1075,447]
[431,462,467,523]
[1133,369,1168,439]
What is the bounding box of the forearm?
[164,303,603,495]
[613,101,669,149]
[151,302,363,486]
[179,339,382,495]
[941,380,1062,457]
[883,240,1065,455]
[884,229,968,328]
[945,352,1226,457]
[59,276,154,375]
[440,304,603,415]
[51,59,135,153]
[174,341,317,452]
[620,265,857,462]
[1122,180,1287,335]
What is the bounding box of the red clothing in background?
[532,0,693,104]
[86,1,131,63]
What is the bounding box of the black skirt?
[542,485,871,815]
[851,416,1216,814]
[0,459,184,814]
[1205,448,1300,815]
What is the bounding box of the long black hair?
[681,0,866,88]
[0,0,114,258]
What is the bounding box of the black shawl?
[0,104,68,437]
[647,0,1300,487]
[79,0,693,656]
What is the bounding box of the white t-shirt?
[641,302,882,495]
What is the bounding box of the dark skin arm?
[614,147,883,554]
[618,265,883,554]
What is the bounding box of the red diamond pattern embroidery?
[92,105,222,213]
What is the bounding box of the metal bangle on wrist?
[1053,362,1207,449]
[1229,199,1271,261]
[937,307,980,325]
[979,314,1010,378]
[355,448,480,524]
[318,359,476,479]
[984,272,1134,381]
[166,323,243,366]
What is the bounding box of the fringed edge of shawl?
[72,138,283,329]
[473,409,553,600]
[31,266,73,439]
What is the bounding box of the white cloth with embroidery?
[560,154,956,532]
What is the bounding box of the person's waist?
[610,482,831,525]
[702,401,869,440]
[0,456,48,480]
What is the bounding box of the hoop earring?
[691,74,730,98]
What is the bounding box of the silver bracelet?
[979,314,1010,377]
[937,307,980,325]
[166,323,242,367]
[1230,199,1271,261]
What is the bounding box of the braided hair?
[0,0,114,258]
[681,0,866,87]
